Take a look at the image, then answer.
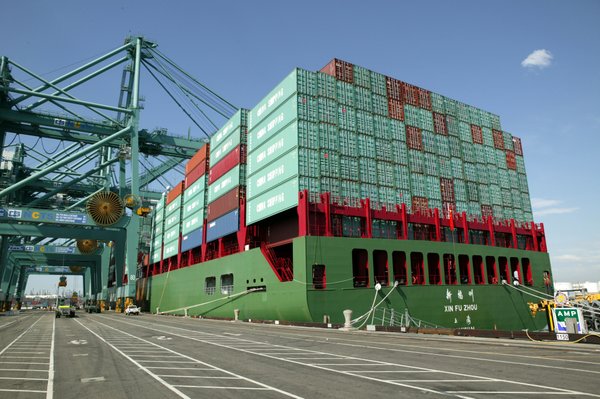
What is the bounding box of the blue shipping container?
[206,209,239,243]
[181,227,203,253]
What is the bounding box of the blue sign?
[9,245,77,254]
[0,207,88,225]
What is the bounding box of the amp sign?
[552,307,587,334]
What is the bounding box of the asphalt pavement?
[1,310,599,398]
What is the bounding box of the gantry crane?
[0,36,235,310]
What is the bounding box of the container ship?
[137,59,553,331]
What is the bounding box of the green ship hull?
[147,236,551,331]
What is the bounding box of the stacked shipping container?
[205,109,248,242]
[150,195,166,264]
[180,142,209,252]
[244,59,532,224]
[152,59,534,254]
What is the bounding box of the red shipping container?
[184,158,208,187]
[166,181,184,205]
[388,98,405,121]
[433,112,447,135]
[505,150,517,170]
[206,186,244,223]
[320,59,354,83]
[402,83,419,106]
[208,144,246,185]
[440,178,455,202]
[185,143,209,175]
[471,125,483,144]
[442,201,456,219]
[481,204,493,218]
[406,126,423,150]
[412,196,429,214]
[492,129,504,150]
[513,136,523,155]
[386,77,403,100]
[418,88,432,110]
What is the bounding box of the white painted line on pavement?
[157,375,240,379]
[0,388,45,393]
[0,376,47,381]
[0,362,49,365]
[146,367,216,370]
[47,314,55,399]
[172,385,270,390]
[81,377,106,383]
[78,318,303,399]
[0,317,43,356]
[0,369,48,372]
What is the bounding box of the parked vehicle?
[125,304,140,315]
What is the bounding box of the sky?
[3,0,599,292]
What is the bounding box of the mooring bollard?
[234,308,240,321]
[156,307,160,314]
[343,309,353,329]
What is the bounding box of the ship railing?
[204,287,216,295]
[372,308,446,330]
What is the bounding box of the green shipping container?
[207,165,242,204]
[338,105,356,130]
[422,130,436,154]
[247,151,299,200]
[246,177,299,225]
[298,176,321,198]
[164,210,181,231]
[248,95,298,153]
[184,178,206,203]
[318,97,338,124]
[339,130,358,157]
[166,196,182,216]
[410,173,427,197]
[394,165,410,190]
[408,149,425,174]
[336,80,354,107]
[248,69,300,131]
[163,224,180,244]
[391,140,408,165]
[163,241,178,260]
[354,86,372,113]
[371,94,388,116]
[424,152,439,176]
[375,138,393,162]
[298,148,320,178]
[388,119,405,141]
[370,72,387,96]
[298,120,319,150]
[353,65,371,89]
[356,110,373,134]
[359,158,377,184]
[210,109,247,151]
[182,195,205,220]
[431,92,445,114]
[246,121,298,177]
[317,72,336,99]
[181,213,203,235]
[319,123,339,149]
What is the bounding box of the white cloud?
[531,197,577,217]
[521,49,553,69]
[535,207,578,216]
[531,198,560,208]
